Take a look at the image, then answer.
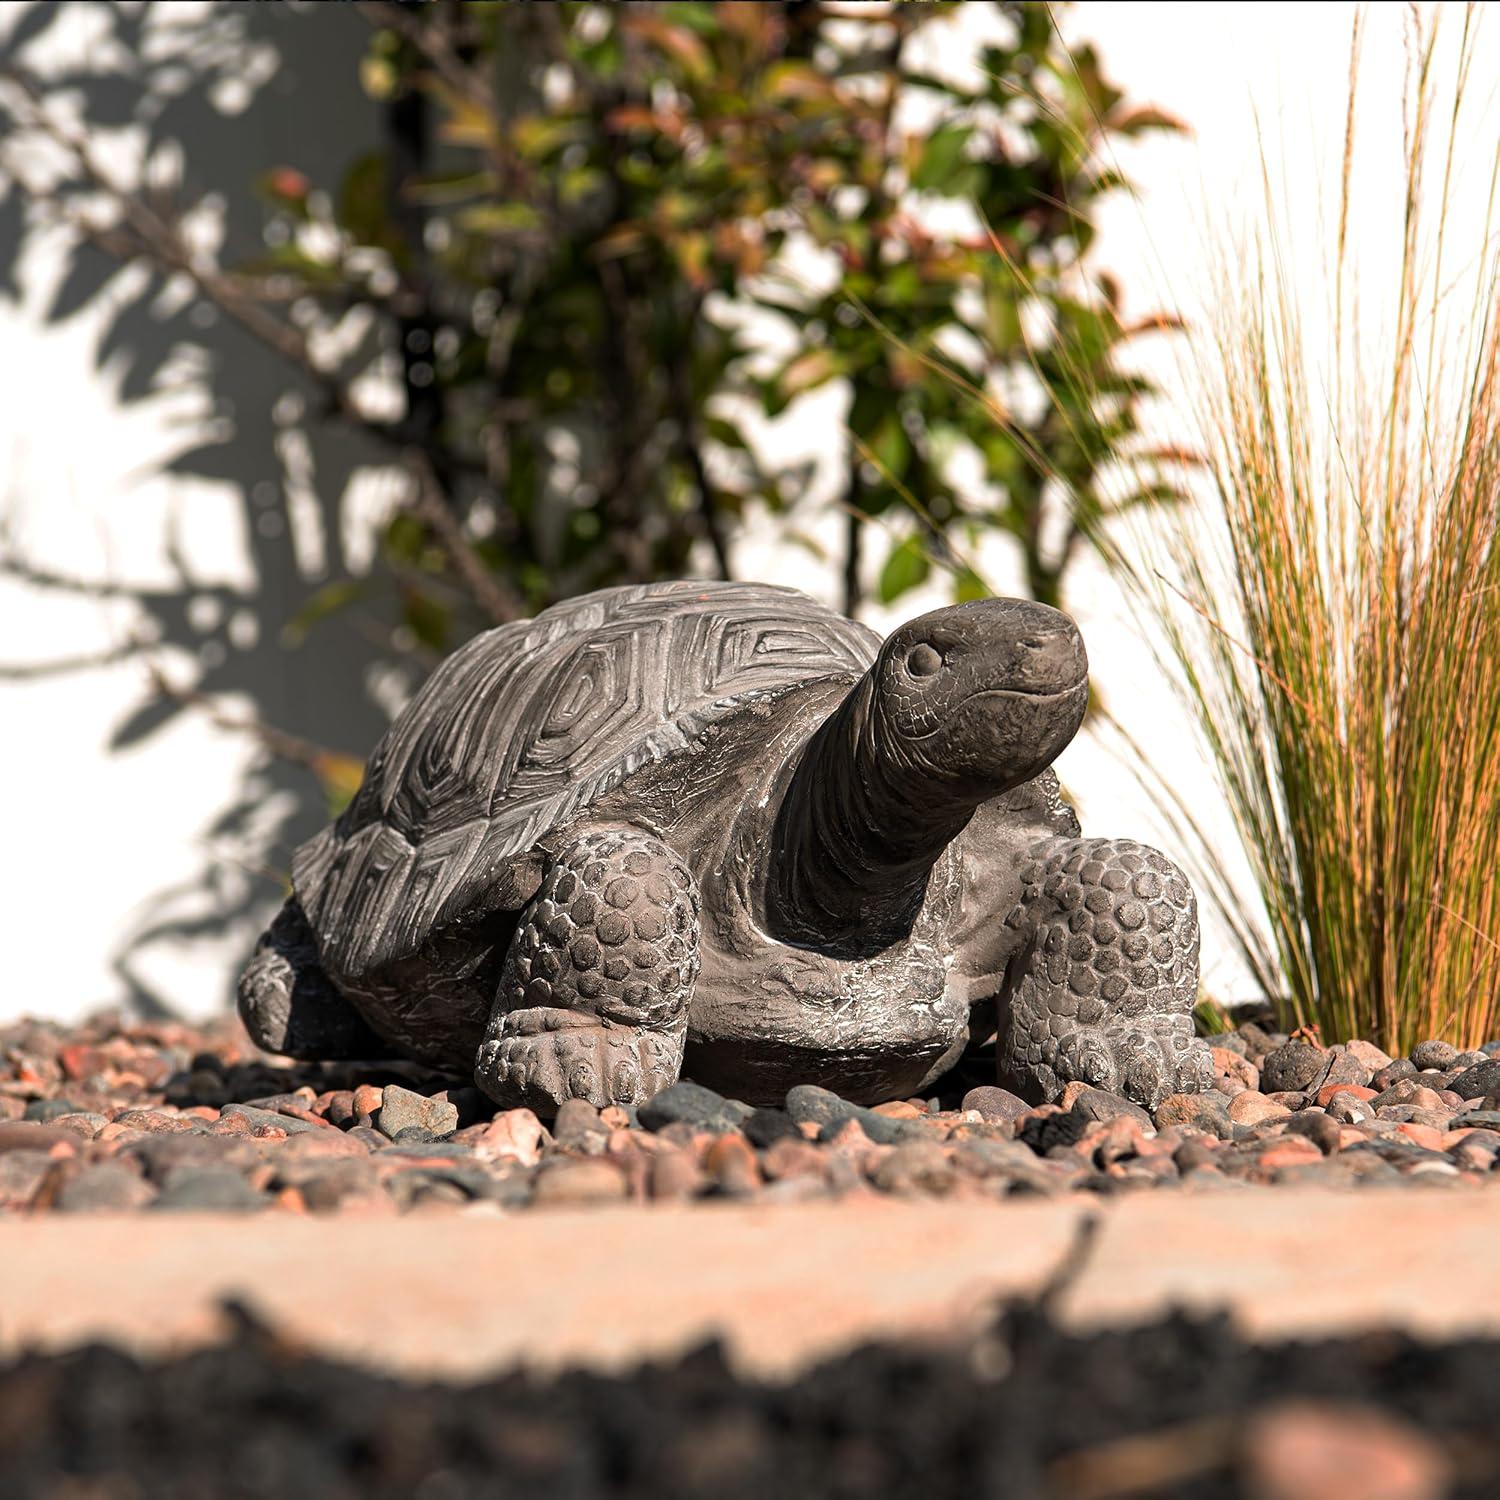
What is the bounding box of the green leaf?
[510,115,586,160]
[878,534,932,603]
[406,169,498,206]
[282,579,367,646]
[782,529,830,563]
[901,70,979,103]
[384,512,428,566]
[705,415,753,453]
[402,589,451,652]
[457,203,544,235]
[314,753,367,817]
[776,347,845,403]
[1109,483,1195,515]
[240,244,343,286]
[559,166,607,206]
[865,412,909,482]
[953,569,991,604]
[338,152,388,246]
[911,123,973,192]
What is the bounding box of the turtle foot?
[476,1008,683,1114]
[995,835,1209,1111]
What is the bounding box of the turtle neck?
[762,673,982,958]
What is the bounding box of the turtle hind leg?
[238,899,396,1060]
[996,837,1213,1110]
[475,827,700,1113]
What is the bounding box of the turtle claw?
[1168,1027,1215,1096]
[1055,1028,1120,1092]
[1050,1018,1212,1110]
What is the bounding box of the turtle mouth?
[963,676,1088,707]
[902,676,1087,743]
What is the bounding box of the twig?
[666,314,732,580]
[0,642,146,680]
[406,450,524,624]
[142,657,356,779]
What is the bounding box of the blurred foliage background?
[279,0,1190,630]
[0,0,1183,969]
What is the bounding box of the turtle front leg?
[475,826,700,1114]
[994,837,1213,1110]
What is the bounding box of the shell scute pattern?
[292,582,878,978]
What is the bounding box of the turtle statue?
[239,580,1213,1113]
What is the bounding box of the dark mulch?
[0,1295,1494,1499]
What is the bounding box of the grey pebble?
[1259,1042,1327,1094]
[552,1099,605,1147]
[221,1103,324,1136]
[784,1084,924,1146]
[24,1099,87,1124]
[638,1081,751,1135]
[151,1168,266,1212]
[376,1084,459,1141]
[1449,1060,1500,1101]
[56,1164,156,1212]
[1070,1088,1154,1130]
[1284,1110,1341,1155]
[742,1108,802,1148]
[1410,1039,1460,1070]
[960,1086,1030,1122]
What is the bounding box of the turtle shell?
[293,580,879,977]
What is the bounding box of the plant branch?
[406,450,524,624]
[141,657,357,780]
[667,308,732,580]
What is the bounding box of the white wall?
[2,2,1494,1022]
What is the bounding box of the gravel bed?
[2,1299,1495,1497]
[1,1012,1499,1213]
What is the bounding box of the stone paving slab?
[1060,1187,1500,1341]
[1,1189,1496,1381]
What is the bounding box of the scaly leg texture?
[996,837,1213,1109]
[237,899,395,1060]
[475,827,700,1112]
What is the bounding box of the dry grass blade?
[1151,7,1500,1051]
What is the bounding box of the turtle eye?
[905,643,943,678]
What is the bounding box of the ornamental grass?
[1151,9,1500,1051]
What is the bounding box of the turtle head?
[764,595,1089,954]
[871,598,1088,798]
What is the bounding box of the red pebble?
[1316,1082,1377,1108]
[59,1044,103,1082]
[1257,1139,1323,1169]
[352,1084,383,1122]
